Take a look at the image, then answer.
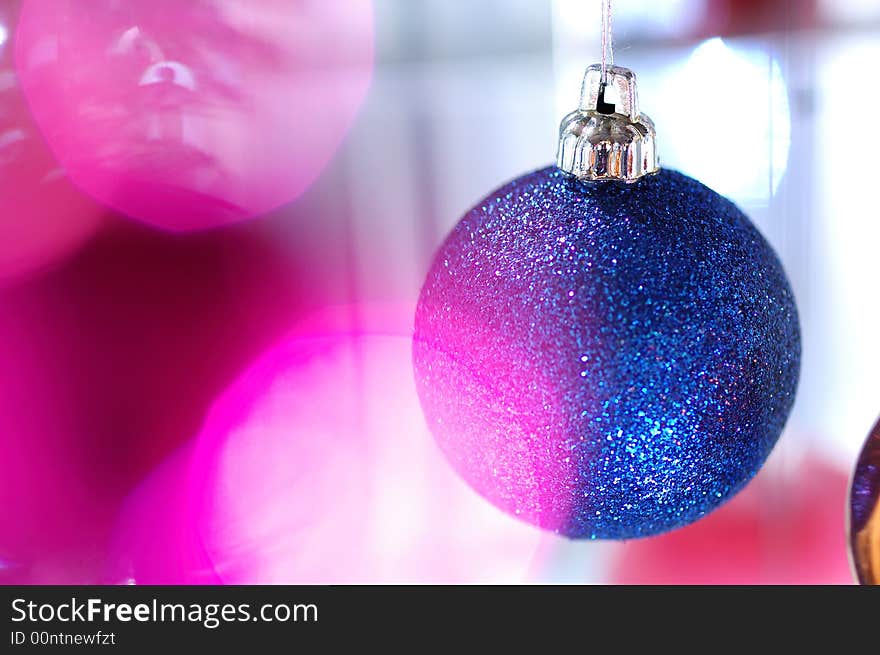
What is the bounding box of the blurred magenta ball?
[14,0,374,231]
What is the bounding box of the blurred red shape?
[610,453,853,584]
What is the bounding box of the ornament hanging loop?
[556,0,656,183]
[601,0,613,84]
[557,64,659,183]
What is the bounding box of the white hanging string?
[601,0,614,84]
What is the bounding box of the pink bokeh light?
[106,443,221,585]
[108,323,542,584]
[14,0,374,232]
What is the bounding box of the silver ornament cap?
[557,64,658,183]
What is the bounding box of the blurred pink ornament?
[609,455,853,584]
[108,327,542,584]
[0,2,103,284]
[14,0,374,232]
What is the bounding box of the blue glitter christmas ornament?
[412,64,800,539]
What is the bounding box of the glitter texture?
[850,418,880,584]
[413,166,800,539]
[851,419,880,534]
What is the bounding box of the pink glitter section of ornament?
[13,0,374,232]
[414,326,580,534]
